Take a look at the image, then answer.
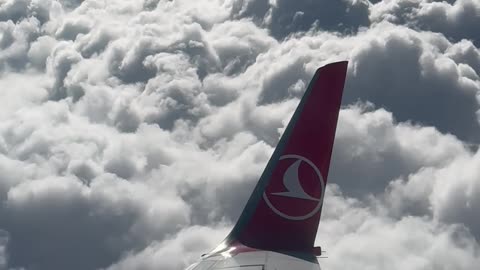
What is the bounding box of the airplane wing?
[187,61,348,270]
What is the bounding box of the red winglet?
[214,61,348,258]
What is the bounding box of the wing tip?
[315,60,348,73]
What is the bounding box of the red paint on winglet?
[219,61,348,256]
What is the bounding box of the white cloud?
[0,0,480,269]
[318,186,480,270]
[0,230,7,270]
[371,0,480,45]
[330,104,468,197]
[0,17,40,72]
[106,225,230,270]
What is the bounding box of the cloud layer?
[0,0,479,269]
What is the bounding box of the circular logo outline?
[263,154,325,221]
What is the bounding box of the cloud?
[106,226,230,270]
[384,148,480,238]
[0,17,41,72]
[232,0,371,39]
[0,0,480,270]
[330,104,468,198]
[3,174,191,270]
[344,23,480,143]
[371,0,480,46]
[0,0,52,24]
[318,186,480,270]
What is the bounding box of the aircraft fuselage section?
[186,251,320,270]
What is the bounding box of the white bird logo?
[271,160,320,201]
[263,154,325,220]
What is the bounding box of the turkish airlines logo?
[263,154,325,220]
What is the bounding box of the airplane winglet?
[212,61,348,260]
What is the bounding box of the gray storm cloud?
[0,0,479,270]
